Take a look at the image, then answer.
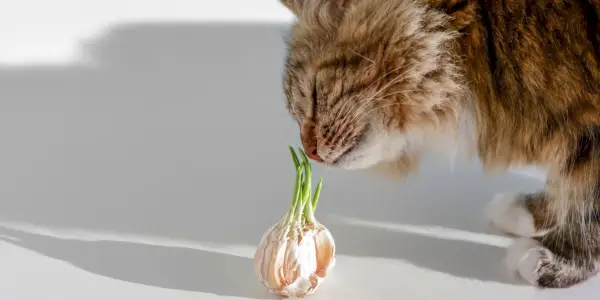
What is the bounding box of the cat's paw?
[504,237,593,288]
[487,194,537,237]
[505,238,546,285]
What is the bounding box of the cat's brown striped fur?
[280,0,600,288]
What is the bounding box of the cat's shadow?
[0,22,545,295]
[0,227,277,299]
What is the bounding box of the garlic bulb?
[254,147,336,298]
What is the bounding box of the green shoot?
[286,163,304,224]
[286,146,324,226]
[312,177,323,213]
[289,146,300,169]
[298,147,312,203]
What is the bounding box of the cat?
[279,0,600,289]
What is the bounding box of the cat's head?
[281,0,465,170]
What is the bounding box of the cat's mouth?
[329,126,370,168]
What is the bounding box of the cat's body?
[280,0,599,288]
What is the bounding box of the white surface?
[0,1,598,299]
[0,0,294,65]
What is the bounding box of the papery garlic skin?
[253,218,336,298]
[254,147,336,298]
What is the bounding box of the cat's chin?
[328,146,402,170]
[331,158,379,170]
[333,130,409,170]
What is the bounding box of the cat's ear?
[280,0,350,19]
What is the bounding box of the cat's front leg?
[488,188,600,288]
[487,191,557,238]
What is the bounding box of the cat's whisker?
[336,65,407,120]
[379,88,428,98]
[354,65,406,100]
[369,69,414,99]
[352,50,375,64]
[350,102,398,126]
[341,69,412,125]
[354,104,398,126]
[334,98,393,140]
[333,64,375,121]
[345,83,422,126]
[342,74,414,122]
[337,94,397,130]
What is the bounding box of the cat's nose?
[304,144,323,162]
[300,121,323,162]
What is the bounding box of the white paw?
[505,238,544,285]
[487,194,537,237]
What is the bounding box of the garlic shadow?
[0,227,277,299]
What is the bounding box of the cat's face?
[281,0,464,170]
[284,38,410,170]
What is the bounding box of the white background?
[0,1,598,299]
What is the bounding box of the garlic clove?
[255,222,287,290]
[296,230,318,279]
[284,275,314,298]
[313,225,336,278]
[253,223,274,280]
[282,237,300,285]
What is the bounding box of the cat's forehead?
[285,43,352,79]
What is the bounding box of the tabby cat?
[280,0,600,288]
